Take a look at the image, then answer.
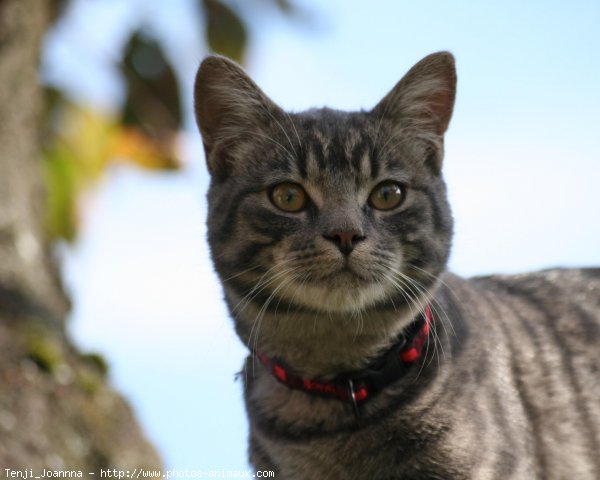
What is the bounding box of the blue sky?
[44,0,600,470]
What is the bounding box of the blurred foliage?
[42,0,299,241]
[43,100,178,241]
[203,0,248,63]
[122,31,183,137]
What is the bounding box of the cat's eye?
[270,183,307,212]
[369,181,404,210]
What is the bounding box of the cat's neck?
[232,293,435,379]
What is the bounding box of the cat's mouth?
[283,270,390,313]
[340,264,374,282]
[310,261,373,284]
[268,248,400,312]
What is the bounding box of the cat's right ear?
[194,56,281,177]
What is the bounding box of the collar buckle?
[347,378,362,421]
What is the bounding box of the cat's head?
[195,53,455,319]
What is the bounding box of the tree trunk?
[0,0,161,470]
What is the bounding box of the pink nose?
[323,229,365,255]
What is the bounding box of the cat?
[193,52,600,479]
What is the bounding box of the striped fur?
[194,53,600,479]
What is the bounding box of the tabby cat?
[194,52,600,479]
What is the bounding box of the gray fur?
[194,52,600,479]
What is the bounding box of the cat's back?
[444,268,600,478]
[469,267,600,348]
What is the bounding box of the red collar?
[256,305,432,417]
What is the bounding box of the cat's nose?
[323,229,365,256]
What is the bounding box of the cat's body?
[194,53,600,479]
[245,270,600,479]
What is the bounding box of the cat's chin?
[284,275,392,313]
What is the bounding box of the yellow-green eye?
[369,181,404,210]
[270,183,307,212]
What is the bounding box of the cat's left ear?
[372,52,457,137]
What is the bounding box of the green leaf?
[202,0,248,63]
